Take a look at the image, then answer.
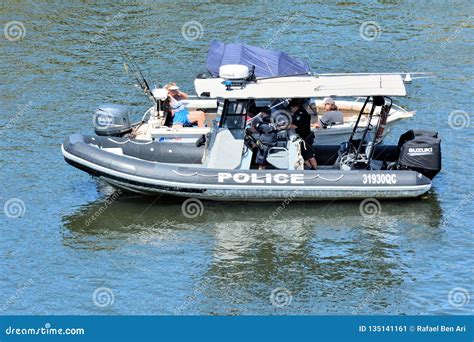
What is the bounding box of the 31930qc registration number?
[362,173,397,185]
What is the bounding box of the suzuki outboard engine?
[93,104,132,136]
[397,130,441,179]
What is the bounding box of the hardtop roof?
[194,74,407,99]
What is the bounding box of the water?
[1,1,473,315]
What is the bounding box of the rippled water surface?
[0,1,473,315]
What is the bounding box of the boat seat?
[266,133,303,170]
[204,128,245,169]
[266,147,289,169]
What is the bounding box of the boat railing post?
[348,96,370,144]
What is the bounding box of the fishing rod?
[106,36,174,133]
[108,37,158,104]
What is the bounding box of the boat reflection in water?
[62,185,442,314]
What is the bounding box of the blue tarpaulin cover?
[207,40,311,78]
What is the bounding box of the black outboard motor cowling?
[93,104,132,136]
[398,130,441,179]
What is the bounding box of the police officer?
[288,99,318,170]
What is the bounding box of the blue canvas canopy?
[206,40,311,78]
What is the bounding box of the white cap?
[323,97,335,105]
[168,85,179,90]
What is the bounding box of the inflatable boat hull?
[62,134,432,201]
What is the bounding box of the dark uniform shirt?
[292,108,311,139]
[291,107,315,161]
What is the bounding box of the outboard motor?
[93,104,132,136]
[397,130,441,179]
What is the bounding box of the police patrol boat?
[62,66,441,201]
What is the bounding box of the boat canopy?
[194,74,407,99]
[206,40,311,78]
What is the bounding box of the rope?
[303,174,344,181]
[294,139,305,170]
[107,137,153,145]
[172,170,220,178]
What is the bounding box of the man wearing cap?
[288,99,318,170]
[316,97,344,128]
